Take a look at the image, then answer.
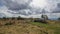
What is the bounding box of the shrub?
[12,17,15,20]
[5,22,13,25]
[34,19,47,24]
[17,16,24,20]
[2,17,6,20]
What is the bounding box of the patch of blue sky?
[0,1,4,7]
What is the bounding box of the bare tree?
[41,14,48,20]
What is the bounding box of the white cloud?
[0,0,60,18]
[30,0,47,8]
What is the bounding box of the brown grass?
[0,18,58,34]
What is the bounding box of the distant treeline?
[0,16,25,20]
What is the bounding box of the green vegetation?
[31,22,60,34]
[5,22,13,26]
[0,17,60,34]
[31,22,48,27]
[17,16,24,20]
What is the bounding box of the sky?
[0,0,60,18]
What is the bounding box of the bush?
[17,16,24,20]
[5,22,13,25]
[2,17,7,21]
[34,19,47,24]
[12,17,15,20]
[3,17,6,19]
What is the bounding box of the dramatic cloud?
[2,0,32,10]
[52,3,60,13]
[57,3,60,8]
[0,0,60,18]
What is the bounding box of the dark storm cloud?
[2,0,32,10]
[0,0,60,18]
[52,9,60,13]
[52,11,60,13]
[57,3,60,8]
[52,3,60,13]
[2,0,60,13]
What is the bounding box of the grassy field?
[0,19,60,34]
[31,22,60,34]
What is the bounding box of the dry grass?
[0,19,60,34]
